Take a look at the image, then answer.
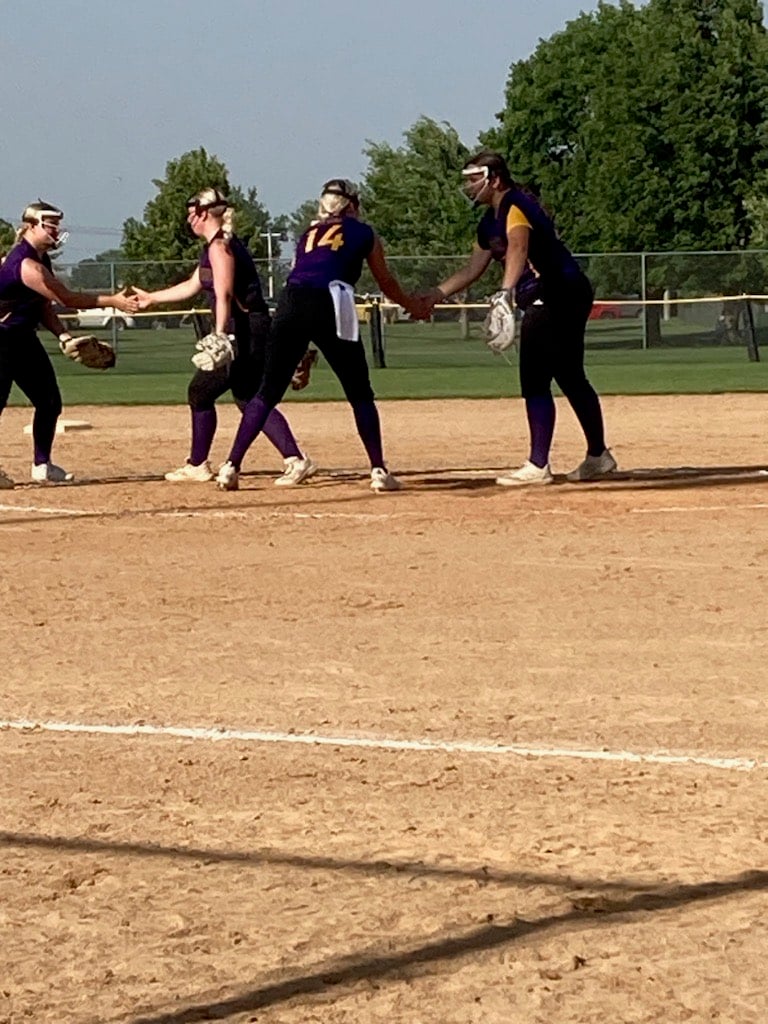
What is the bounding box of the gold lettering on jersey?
[304,224,344,254]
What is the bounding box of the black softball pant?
[0,329,62,414]
[188,311,271,411]
[518,274,595,399]
[0,329,63,464]
[257,285,375,408]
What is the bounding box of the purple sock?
[190,408,217,465]
[526,395,556,467]
[262,409,301,459]
[352,400,385,469]
[227,395,271,470]
[32,410,58,465]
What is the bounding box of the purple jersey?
[477,189,582,308]
[198,233,268,328]
[288,217,374,288]
[0,239,52,331]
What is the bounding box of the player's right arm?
[366,233,416,312]
[409,244,493,320]
[20,258,138,313]
[132,269,202,308]
[434,244,493,300]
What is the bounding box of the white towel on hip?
[328,280,359,341]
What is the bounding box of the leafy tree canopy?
[485,0,768,278]
[0,218,15,256]
[359,117,481,291]
[121,148,279,288]
[362,117,474,255]
[68,249,124,290]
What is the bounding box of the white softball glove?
[483,292,517,354]
[191,332,235,371]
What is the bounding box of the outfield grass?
[7,322,767,407]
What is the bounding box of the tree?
[68,249,125,290]
[0,218,15,256]
[360,118,479,294]
[484,0,768,344]
[121,148,277,289]
[287,199,319,242]
[486,0,768,257]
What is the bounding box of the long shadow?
[120,869,768,1024]
[0,482,421,528]
[563,464,768,493]
[412,464,768,494]
[3,465,767,523]
[0,829,654,893]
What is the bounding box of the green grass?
[8,322,767,407]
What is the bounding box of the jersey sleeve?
[505,205,531,232]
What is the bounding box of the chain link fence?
[54,250,768,358]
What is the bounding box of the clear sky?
[3,0,609,261]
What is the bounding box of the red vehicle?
[589,300,643,320]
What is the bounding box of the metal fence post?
[640,252,648,350]
[110,260,119,353]
[369,298,386,368]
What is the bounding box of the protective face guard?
[33,212,68,249]
[186,194,228,217]
[460,165,491,206]
[321,180,359,206]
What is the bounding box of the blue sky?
[4,0,614,260]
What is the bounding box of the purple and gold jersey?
[198,233,268,326]
[0,239,52,331]
[288,217,374,289]
[477,189,582,309]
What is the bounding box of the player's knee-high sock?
[526,395,556,467]
[262,409,302,459]
[564,383,606,456]
[227,395,271,470]
[351,399,385,469]
[190,408,217,465]
[32,408,58,465]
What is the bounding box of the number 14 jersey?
[288,217,374,289]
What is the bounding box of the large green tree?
[0,218,15,256]
[68,249,125,290]
[360,118,479,293]
[486,0,768,260]
[121,148,277,289]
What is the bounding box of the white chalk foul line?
[1,718,765,772]
[3,501,768,523]
[0,503,91,516]
[0,503,410,523]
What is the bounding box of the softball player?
[417,151,616,486]
[0,201,138,485]
[216,179,419,492]
[132,188,315,486]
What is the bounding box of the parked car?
[589,299,643,320]
[146,314,184,329]
[73,307,136,330]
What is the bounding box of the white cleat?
[0,467,14,489]
[274,454,318,487]
[164,461,215,482]
[495,460,554,487]
[370,467,402,492]
[31,462,74,483]
[566,449,617,482]
[216,461,239,491]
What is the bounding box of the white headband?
[461,165,490,179]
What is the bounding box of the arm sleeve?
[506,205,531,232]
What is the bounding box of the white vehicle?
[72,307,136,330]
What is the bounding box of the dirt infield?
[1,395,767,1024]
